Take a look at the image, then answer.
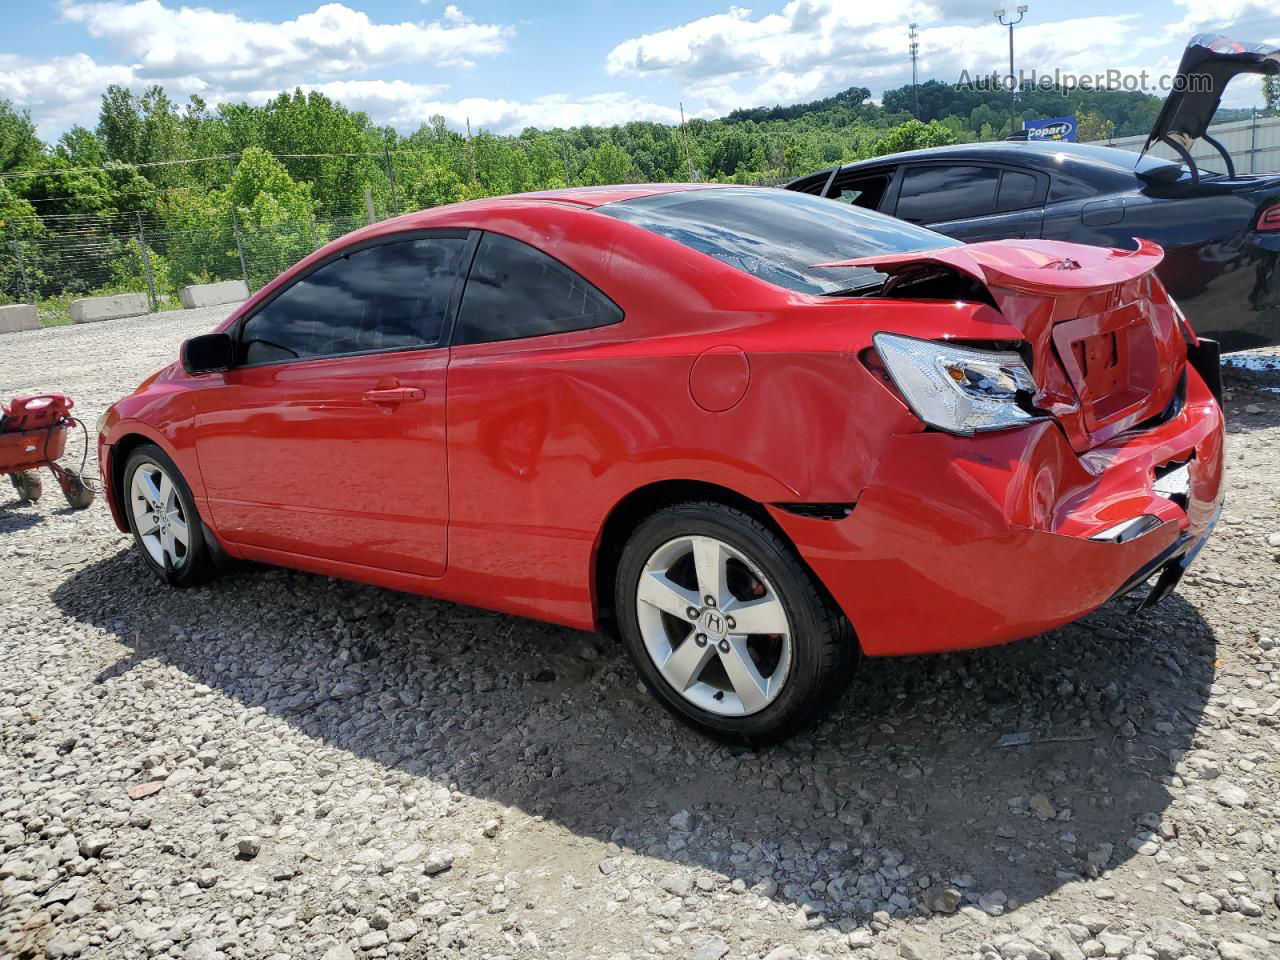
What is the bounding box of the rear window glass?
[996,170,1041,212]
[598,187,955,295]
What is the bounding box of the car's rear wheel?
[615,501,856,744]
[123,444,214,587]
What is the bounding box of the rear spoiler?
[814,238,1165,296]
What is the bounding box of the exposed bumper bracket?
[1112,501,1223,612]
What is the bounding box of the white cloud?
[3,52,689,141]
[1165,1,1280,106]
[408,92,694,132]
[60,0,512,88]
[0,53,138,136]
[1168,0,1280,42]
[249,83,694,133]
[604,0,1276,114]
[3,1,519,138]
[244,79,450,112]
[606,2,937,90]
[9,0,1280,142]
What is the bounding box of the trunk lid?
[1144,35,1280,178]
[819,239,1187,452]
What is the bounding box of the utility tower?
[909,23,920,119]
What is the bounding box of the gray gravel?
[2,310,1279,960]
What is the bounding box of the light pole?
[995,6,1027,137]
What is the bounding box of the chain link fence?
[1,203,389,326]
[0,135,810,327]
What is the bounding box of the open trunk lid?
[820,239,1188,453]
[1143,34,1280,181]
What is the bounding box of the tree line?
[0,79,1269,311]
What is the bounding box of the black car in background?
[787,36,1280,350]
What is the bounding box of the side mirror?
[181,333,234,374]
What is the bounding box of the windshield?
[598,187,957,295]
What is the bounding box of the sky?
[3,0,1279,141]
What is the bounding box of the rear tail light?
[872,333,1042,436]
[1257,203,1280,232]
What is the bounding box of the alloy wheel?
[635,534,792,716]
[129,462,190,571]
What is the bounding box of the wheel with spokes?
[615,501,856,744]
[123,444,214,586]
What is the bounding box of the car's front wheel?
[615,501,856,744]
[123,444,214,586]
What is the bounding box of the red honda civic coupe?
[98,185,1224,743]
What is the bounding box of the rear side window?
[896,165,1000,223]
[996,170,1041,212]
[238,236,467,365]
[453,232,621,345]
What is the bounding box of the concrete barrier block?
[0,303,40,334]
[70,293,150,324]
[178,279,249,309]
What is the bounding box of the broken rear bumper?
[770,367,1224,657]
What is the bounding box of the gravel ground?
[1,309,1279,960]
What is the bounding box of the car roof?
[303,183,744,258]
[820,140,1179,177]
[344,183,735,240]
[487,182,733,208]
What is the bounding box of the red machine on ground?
[1,394,95,509]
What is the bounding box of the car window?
[831,172,892,210]
[238,236,467,365]
[599,187,956,295]
[896,165,1000,224]
[1048,166,1108,203]
[996,170,1041,212]
[453,232,622,345]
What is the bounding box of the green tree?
[226,147,315,288]
[402,161,468,211]
[869,119,957,156]
[1076,110,1116,143]
[1264,76,1280,116]
[0,100,45,173]
[157,187,234,289]
[18,146,155,218]
[227,146,313,220]
[0,180,42,303]
[704,127,765,179]
[96,85,191,189]
[255,90,382,217]
[582,141,639,185]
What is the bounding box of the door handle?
[362,387,425,405]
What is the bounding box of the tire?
[11,470,43,503]
[59,466,96,510]
[615,501,856,745]
[122,444,215,587]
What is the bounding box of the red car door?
[193,231,472,577]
